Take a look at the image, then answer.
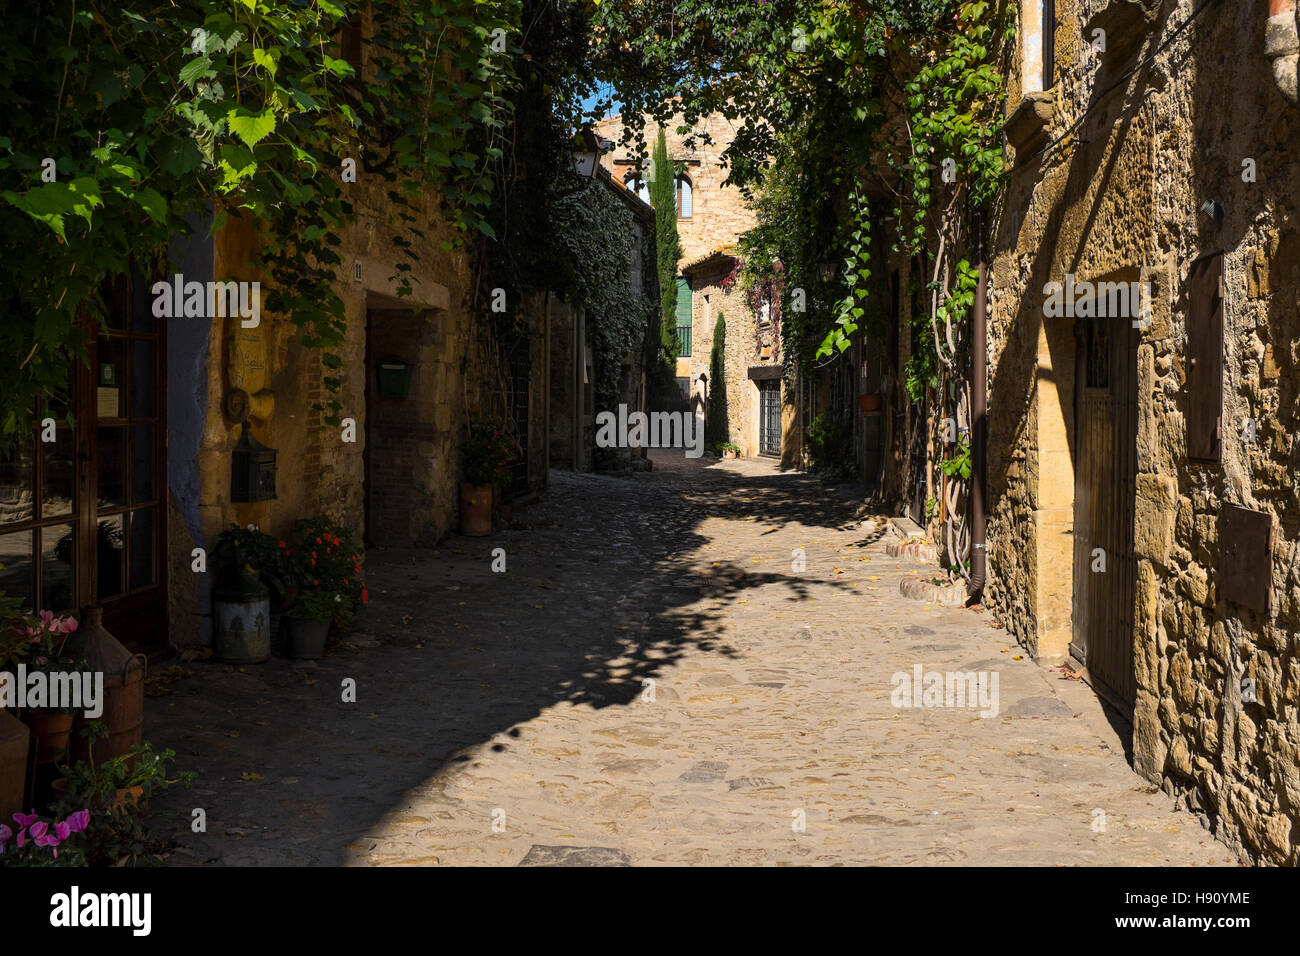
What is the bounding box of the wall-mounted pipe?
[967,220,988,603]
[1267,0,1299,105]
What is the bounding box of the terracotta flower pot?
[460,482,493,537]
[859,393,882,413]
[0,710,30,824]
[23,709,73,764]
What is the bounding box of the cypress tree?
[650,127,681,357]
[707,311,728,448]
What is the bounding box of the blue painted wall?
[166,213,214,644]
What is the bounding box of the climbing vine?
[589,0,1013,573]
[0,0,521,442]
[551,174,654,413]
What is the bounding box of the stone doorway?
[1070,308,1139,715]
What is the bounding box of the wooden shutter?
[1187,251,1224,462]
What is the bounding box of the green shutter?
[675,278,692,325]
[675,278,692,356]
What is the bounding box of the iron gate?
[1070,314,1138,713]
[759,381,781,457]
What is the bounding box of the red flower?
[362,589,369,604]
[277,540,286,548]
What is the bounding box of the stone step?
[885,538,939,563]
[899,576,968,607]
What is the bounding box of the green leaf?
[227,108,276,149]
[135,187,167,224]
[179,57,214,86]
[253,48,277,78]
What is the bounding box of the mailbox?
[377,358,413,399]
[230,421,277,502]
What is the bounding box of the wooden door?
[1070,315,1137,713]
[92,273,168,654]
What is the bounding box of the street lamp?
[571,125,601,180]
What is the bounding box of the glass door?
[0,376,81,615]
[91,273,167,654]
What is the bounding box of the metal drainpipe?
[967,219,988,603]
[1268,0,1299,105]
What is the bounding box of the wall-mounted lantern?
[571,125,601,180]
[230,421,277,502]
[818,259,838,282]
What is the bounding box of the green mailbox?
[376,357,413,399]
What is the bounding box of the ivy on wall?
[552,176,654,414]
[0,0,522,443]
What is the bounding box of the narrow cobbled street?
[148,456,1233,866]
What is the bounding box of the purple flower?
[54,820,71,841]
[12,812,38,828]
[0,824,11,853]
[66,810,90,834]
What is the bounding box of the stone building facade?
[592,110,804,463]
[679,250,798,464]
[163,20,545,648]
[986,0,1300,864]
[594,111,757,265]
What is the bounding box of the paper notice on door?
[97,386,119,419]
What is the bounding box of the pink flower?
[12,812,38,828]
[66,810,89,833]
[54,820,71,841]
[0,824,11,852]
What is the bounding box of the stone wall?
[181,164,484,644]
[683,258,788,460]
[988,0,1300,864]
[594,111,757,266]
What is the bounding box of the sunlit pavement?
[149,453,1233,865]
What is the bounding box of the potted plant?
[0,808,91,866]
[13,610,82,767]
[460,420,519,536]
[282,589,335,660]
[50,734,193,867]
[285,515,368,629]
[720,441,741,460]
[0,590,33,825]
[210,525,275,663]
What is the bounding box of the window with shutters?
[676,174,693,219]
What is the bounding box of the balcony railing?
[675,324,692,357]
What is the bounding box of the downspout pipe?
[1268,0,1299,105]
[967,216,988,603]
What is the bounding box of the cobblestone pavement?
[149,453,1237,866]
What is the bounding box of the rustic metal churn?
[0,708,30,822]
[65,606,146,766]
[214,568,271,663]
